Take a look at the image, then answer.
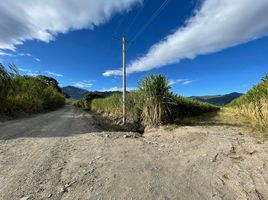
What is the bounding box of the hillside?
[62,86,90,100]
[191,92,243,106]
[62,86,121,100]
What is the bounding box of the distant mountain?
[62,86,122,100]
[62,86,89,100]
[190,92,243,106]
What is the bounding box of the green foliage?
[82,92,105,110]
[138,75,174,126]
[69,100,83,108]
[91,92,141,122]
[0,64,14,112]
[227,75,268,127]
[172,96,219,118]
[91,74,218,127]
[0,64,65,115]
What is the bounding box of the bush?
[82,92,105,110]
[69,100,83,108]
[0,64,65,115]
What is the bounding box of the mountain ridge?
[62,86,121,100]
[190,92,243,106]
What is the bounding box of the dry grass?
[226,75,268,129]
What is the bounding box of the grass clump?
[138,75,174,126]
[91,74,219,127]
[226,74,268,128]
[0,64,65,115]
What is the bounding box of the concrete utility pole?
[114,35,130,125]
[122,36,126,125]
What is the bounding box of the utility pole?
[122,36,126,125]
[114,35,131,125]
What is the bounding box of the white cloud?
[169,79,187,86]
[169,79,193,86]
[18,68,30,72]
[104,0,268,76]
[181,80,193,85]
[17,53,41,62]
[27,72,39,77]
[18,53,31,57]
[73,81,93,89]
[0,0,142,51]
[100,87,137,92]
[46,71,63,77]
[0,51,13,56]
[18,68,39,76]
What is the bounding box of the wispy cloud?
[169,79,193,86]
[181,80,193,85]
[103,0,268,76]
[169,79,187,86]
[18,68,39,77]
[100,87,137,92]
[27,72,39,77]
[18,52,41,62]
[18,68,30,72]
[0,0,142,51]
[73,81,94,89]
[18,53,31,57]
[0,51,13,56]
[46,71,63,77]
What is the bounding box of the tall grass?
[172,96,219,118]
[91,74,219,127]
[138,75,174,126]
[0,64,65,115]
[82,92,105,110]
[226,75,268,127]
[91,92,141,122]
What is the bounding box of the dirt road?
[0,106,268,200]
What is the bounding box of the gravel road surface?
[0,106,267,200]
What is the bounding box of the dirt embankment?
[0,106,267,200]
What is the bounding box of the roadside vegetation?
[79,74,219,127]
[0,64,65,115]
[226,74,268,129]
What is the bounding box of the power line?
[131,0,171,42]
[113,13,127,36]
[125,0,150,35]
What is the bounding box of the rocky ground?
[0,106,267,200]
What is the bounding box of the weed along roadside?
[71,74,219,130]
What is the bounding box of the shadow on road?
[0,106,134,140]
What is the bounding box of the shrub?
[69,100,83,108]
[0,64,65,115]
[82,92,105,110]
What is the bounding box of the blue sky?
[0,0,268,96]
